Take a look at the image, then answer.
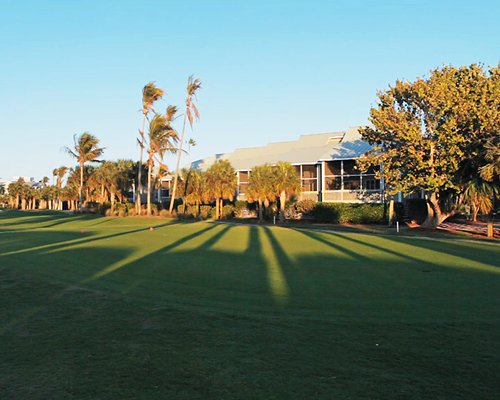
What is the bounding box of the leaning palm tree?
[272,161,301,223]
[137,82,164,215]
[169,75,202,213]
[65,132,105,210]
[146,107,178,215]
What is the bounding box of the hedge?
[312,202,386,224]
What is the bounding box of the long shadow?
[318,229,500,274]
[0,221,179,258]
[291,227,372,263]
[195,224,232,251]
[381,235,500,270]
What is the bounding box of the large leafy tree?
[272,162,301,223]
[169,76,202,213]
[137,82,164,215]
[247,164,276,222]
[205,160,237,219]
[359,64,500,227]
[65,133,105,209]
[145,107,178,215]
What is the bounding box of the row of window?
[237,161,381,194]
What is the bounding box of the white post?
[396,221,400,233]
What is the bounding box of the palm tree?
[463,178,499,222]
[169,75,202,213]
[272,162,301,223]
[137,82,165,215]
[65,132,105,209]
[54,166,68,209]
[247,164,276,222]
[205,160,237,219]
[146,108,178,215]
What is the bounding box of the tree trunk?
[147,154,152,216]
[169,109,188,214]
[215,196,220,219]
[279,191,286,223]
[421,192,453,228]
[258,199,263,222]
[79,162,84,210]
[136,113,147,215]
[388,199,395,226]
[110,190,116,212]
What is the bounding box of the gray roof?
[192,126,372,171]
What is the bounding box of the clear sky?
[0,0,499,181]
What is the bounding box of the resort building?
[192,127,384,203]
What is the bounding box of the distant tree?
[65,133,104,209]
[137,82,164,215]
[205,160,237,219]
[169,75,202,213]
[359,64,500,227]
[247,164,276,222]
[272,162,301,223]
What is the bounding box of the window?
[325,176,342,190]
[238,170,250,194]
[343,176,361,190]
[325,161,341,176]
[300,164,318,192]
[362,177,380,190]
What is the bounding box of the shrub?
[159,209,173,218]
[312,203,386,224]
[177,204,185,214]
[199,205,213,220]
[312,203,340,223]
[128,208,137,217]
[221,204,235,220]
[186,205,199,218]
[295,199,315,215]
[234,200,248,218]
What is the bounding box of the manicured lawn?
[1,210,499,399]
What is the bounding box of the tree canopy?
[359,63,500,226]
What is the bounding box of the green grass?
[1,210,499,399]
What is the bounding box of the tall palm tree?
[205,159,237,219]
[146,108,178,215]
[247,164,276,223]
[137,82,164,215]
[169,75,202,213]
[272,161,301,223]
[65,133,105,209]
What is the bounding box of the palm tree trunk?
[169,112,188,213]
[79,162,84,210]
[147,154,153,216]
[136,113,147,215]
[279,191,286,223]
[215,196,220,219]
[258,199,263,222]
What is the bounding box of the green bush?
[221,204,235,220]
[177,204,185,215]
[199,205,213,220]
[295,199,316,215]
[234,200,248,218]
[187,205,199,218]
[159,209,173,218]
[312,203,386,224]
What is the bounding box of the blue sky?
[0,0,499,180]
